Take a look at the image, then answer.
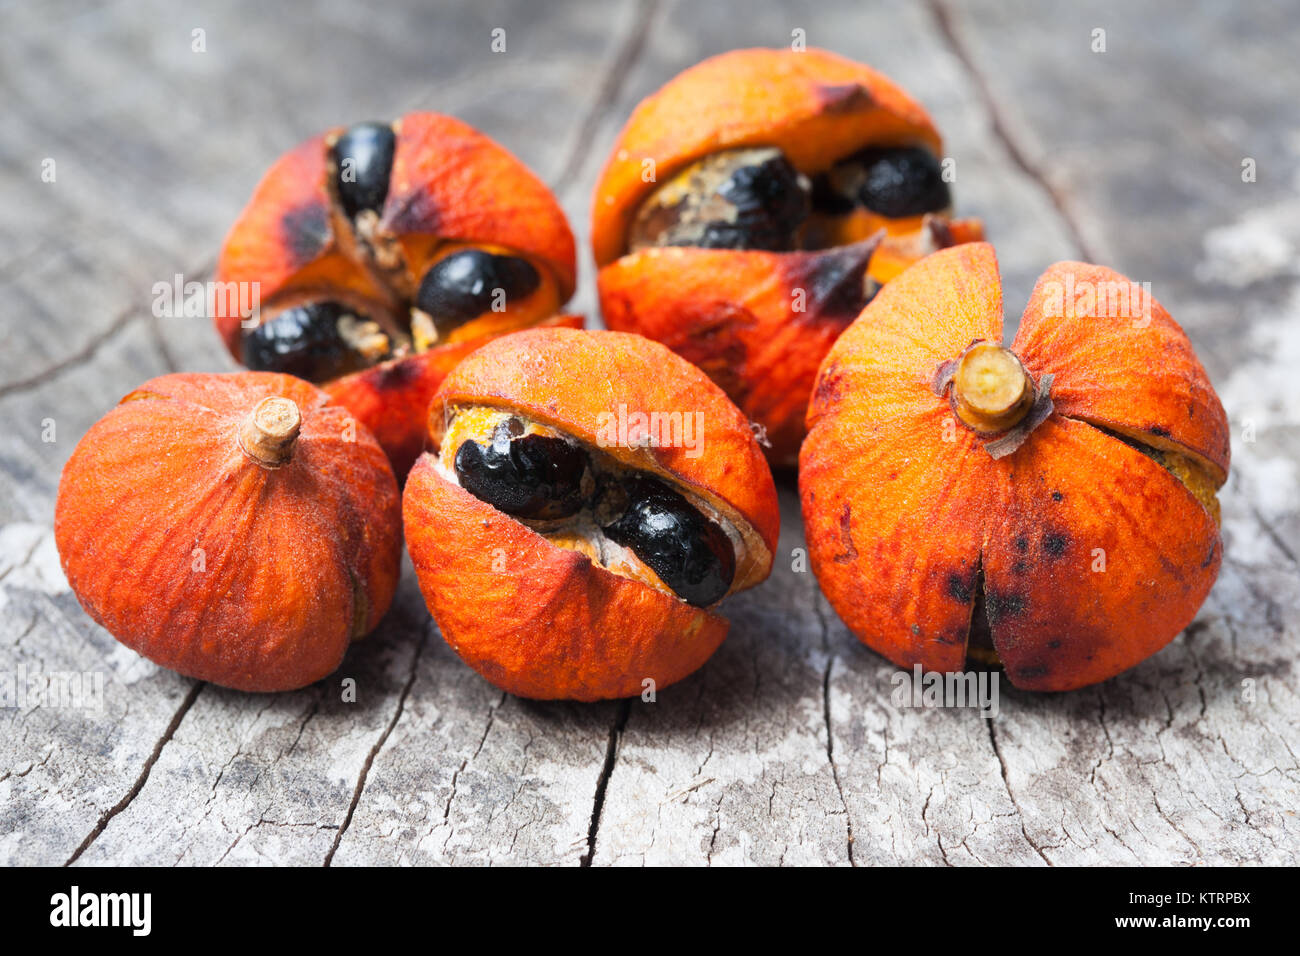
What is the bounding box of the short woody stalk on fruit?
[239,396,301,467]
[932,340,1054,459]
[950,342,1034,434]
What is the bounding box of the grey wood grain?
[1,0,1297,866]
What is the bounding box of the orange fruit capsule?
[403,327,780,701]
[54,372,402,692]
[800,243,1229,690]
[214,112,581,478]
[592,48,984,465]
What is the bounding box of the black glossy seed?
[454,419,587,520]
[693,153,809,251]
[809,172,857,216]
[240,302,370,382]
[851,147,950,218]
[332,122,396,220]
[602,476,736,607]
[415,249,540,335]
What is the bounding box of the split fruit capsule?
[799,243,1230,690]
[214,112,581,478]
[402,327,781,701]
[592,48,984,465]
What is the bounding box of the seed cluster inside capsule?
[240,121,553,383]
[625,143,952,321]
[629,144,951,255]
[438,407,739,608]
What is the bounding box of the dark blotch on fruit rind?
[811,82,875,115]
[786,241,876,322]
[833,503,858,564]
[814,361,845,407]
[281,202,331,269]
[373,357,420,390]
[947,572,974,604]
[984,590,1026,622]
[1042,531,1069,557]
[382,187,441,235]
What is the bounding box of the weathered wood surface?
[2,0,1297,866]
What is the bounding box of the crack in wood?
[1251,506,1300,570]
[550,0,662,195]
[0,307,141,400]
[812,580,856,866]
[926,0,1100,263]
[0,253,218,398]
[441,690,506,826]
[986,718,1053,866]
[580,698,630,867]
[323,626,428,866]
[64,681,204,866]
